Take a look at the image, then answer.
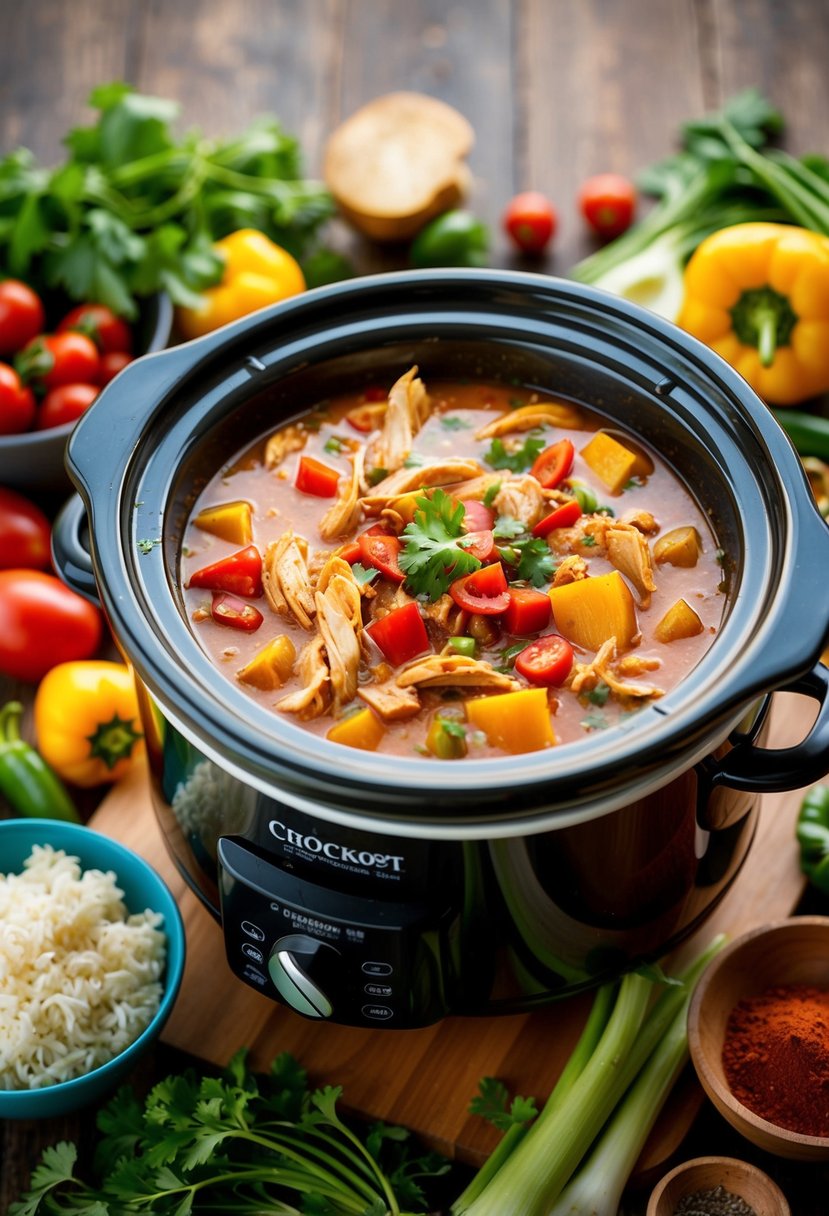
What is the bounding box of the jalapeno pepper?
[0,700,80,821]
[796,785,829,893]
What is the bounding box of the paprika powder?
[722,983,829,1136]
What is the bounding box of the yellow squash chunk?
[549,571,637,652]
[194,500,253,545]
[653,526,701,568]
[237,635,297,690]
[465,687,556,754]
[327,706,386,750]
[580,432,641,493]
[654,598,704,643]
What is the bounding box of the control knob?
[267,933,339,1018]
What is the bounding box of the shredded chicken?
[262,532,316,629]
[621,508,660,536]
[367,366,432,474]
[276,636,330,719]
[314,555,363,708]
[367,581,411,621]
[551,554,589,586]
[493,474,547,527]
[617,654,662,677]
[396,654,520,690]
[475,401,585,438]
[357,679,421,722]
[438,472,503,503]
[360,458,484,514]
[604,521,657,608]
[319,447,366,541]
[421,594,464,632]
[264,424,306,469]
[569,639,664,700]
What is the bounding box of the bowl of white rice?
[0,818,185,1118]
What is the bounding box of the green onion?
[448,636,477,658]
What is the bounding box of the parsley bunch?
[399,489,483,600]
[12,1051,448,1216]
[0,82,339,318]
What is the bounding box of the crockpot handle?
[51,494,100,605]
[705,663,829,792]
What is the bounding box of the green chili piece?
[0,701,80,822]
[448,635,477,658]
[796,785,829,893]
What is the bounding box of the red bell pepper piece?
[210,592,264,632]
[449,562,510,615]
[515,634,574,686]
[367,601,430,667]
[296,455,341,497]
[502,587,552,635]
[359,532,406,582]
[531,438,575,489]
[532,498,582,537]
[188,545,263,598]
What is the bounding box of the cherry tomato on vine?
[37,383,99,430]
[503,191,557,254]
[0,569,102,682]
[0,362,36,434]
[17,332,100,391]
[58,303,133,355]
[0,280,45,355]
[0,487,52,570]
[578,174,637,239]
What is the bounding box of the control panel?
[217,836,453,1027]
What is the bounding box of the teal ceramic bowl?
[0,818,185,1118]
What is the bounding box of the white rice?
[0,844,166,1091]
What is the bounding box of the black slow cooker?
[55,271,829,1028]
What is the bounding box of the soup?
[181,368,724,758]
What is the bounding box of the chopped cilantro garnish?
[367,466,389,486]
[595,505,615,517]
[441,415,470,431]
[324,435,345,454]
[483,480,502,508]
[582,535,597,548]
[495,641,526,672]
[399,488,483,600]
[351,563,379,586]
[484,434,546,473]
[585,681,610,706]
[581,709,609,731]
[441,719,467,739]
[493,514,526,540]
[404,452,425,468]
[137,538,160,554]
[498,535,557,586]
[623,476,644,490]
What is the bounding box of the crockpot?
[55,270,829,1029]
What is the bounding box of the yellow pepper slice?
[326,707,385,751]
[237,636,296,690]
[465,688,556,754]
[33,661,144,787]
[177,228,306,340]
[678,222,829,405]
[193,500,253,546]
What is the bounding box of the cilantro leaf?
[351,563,379,586]
[8,1143,89,1216]
[498,535,556,586]
[399,488,482,600]
[493,514,525,540]
[484,434,545,473]
[469,1077,538,1132]
[585,681,610,706]
[440,415,470,431]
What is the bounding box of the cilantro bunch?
[0,82,340,318]
[12,1051,448,1216]
[399,489,483,600]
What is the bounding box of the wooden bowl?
[647,1156,790,1216]
[687,916,829,1161]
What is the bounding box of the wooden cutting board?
[91,694,817,1171]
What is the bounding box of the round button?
[267,934,338,1019]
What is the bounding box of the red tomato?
[295,454,341,497]
[502,587,552,635]
[210,592,264,632]
[367,601,430,667]
[57,304,133,355]
[530,438,575,489]
[0,280,45,355]
[449,562,510,615]
[97,350,134,386]
[188,545,264,598]
[345,401,386,432]
[0,569,102,682]
[0,488,52,570]
[503,191,557,254]
[579,174,637,239]
[461,529,497,563]
[18,332,100,391]
[0,362,36,434]
[532,498,582,537]
[37,383,99,430]
[359,532,406,582]
[461,499,495,532]
[515,634,574,686]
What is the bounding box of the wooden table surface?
[3,2,829,1212]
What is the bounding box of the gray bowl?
[0,292,173,496]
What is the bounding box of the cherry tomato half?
[503,191,557,254]
[0,569,102,682]
[58,303,133,355]
[0,280,45,356]
[18,332,100,391]
[449,562,510,615]
[188,545,264,598]
[530,438,575,489]
[460,529,497,563]
[515,634,574,686]
[0,487,52,570]
[579,173,637,239]
[37,383,99,430]
[0,362,36,434]
[359,532,406,582]
[461,499,496,532]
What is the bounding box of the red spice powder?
[722,983,829,1136]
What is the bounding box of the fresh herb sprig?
[399,489,482,600]
[494,514,556,587]
[484,435,545,474]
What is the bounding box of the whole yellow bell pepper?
[34,660,144,787]
[177,228,306,340]
[677,222,829,406]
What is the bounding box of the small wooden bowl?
[647,1156,790,1216]
[687,916,829,1161]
